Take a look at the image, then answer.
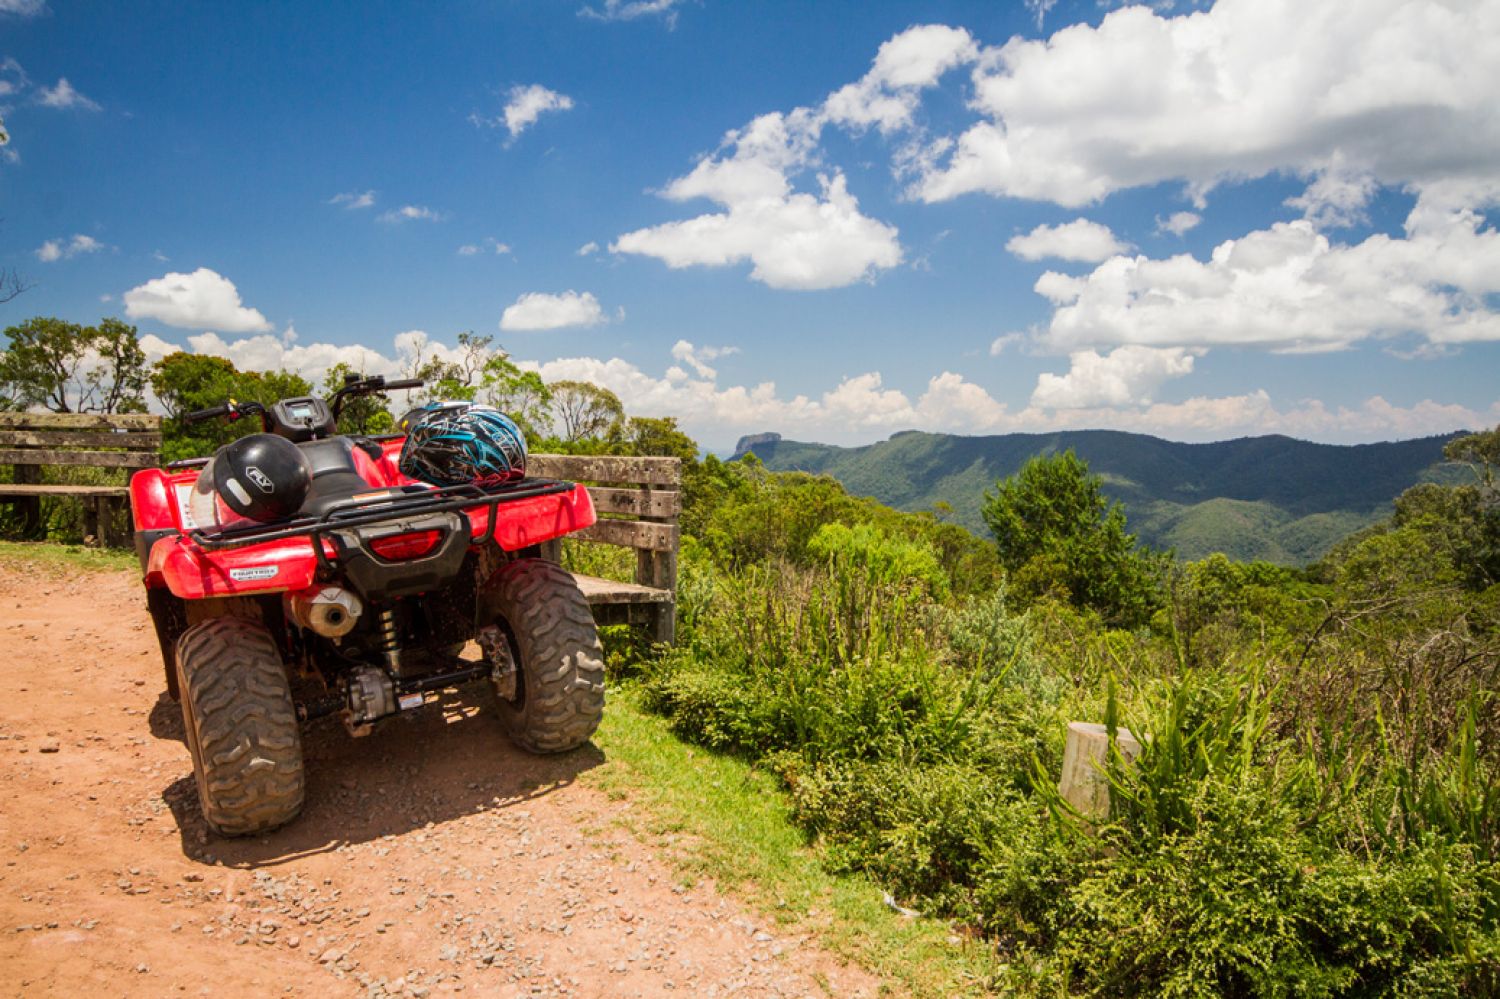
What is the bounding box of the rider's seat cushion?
[296,438,379,517]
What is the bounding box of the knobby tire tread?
[490,558,605,754]
[175,616,304,836]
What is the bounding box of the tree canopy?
[981,448,1163,626]
[0,316,147,414]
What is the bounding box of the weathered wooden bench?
[529,454,681,646]
[0,412,162,547]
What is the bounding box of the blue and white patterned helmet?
[398,402,528,486]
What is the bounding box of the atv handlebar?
[330,375,423,419]
[180,375,425,429]
[182,401,265,426]
[182,403,233,425]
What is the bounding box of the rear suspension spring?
[374,607,401,671]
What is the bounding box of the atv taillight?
[367,529,443,561]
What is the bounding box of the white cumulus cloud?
[670,340,740,380]
[499,290,609,332]
[1033,189,1500,354]
[328,190,376,210]
[36,77,99,111]
[35,234,104,262]
[1031,345,1197,409]
[1155,211,1201,237]
[457,237,510,256]
[123,268,272,333]
[377,204,445,223]
[483,84,574,139]
[613,171,901,290]
[611,23,977,290]
[578,0,683,26]
[1006,218,1130,262]
[822,24,978,134]
[1284,163,1379,229]
[912,0,1500,209]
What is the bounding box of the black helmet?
[399,402,527,487]
[209,432,313,522]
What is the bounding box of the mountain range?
[732,429,1466,564]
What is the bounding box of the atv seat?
[297,438,388,518]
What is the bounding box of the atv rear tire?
[488,558,605,753]
[175,617,305,836]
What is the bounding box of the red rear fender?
[147,478,596,600]
[466,483,596,551]
[129,468,176,532]
[150,535,322,600]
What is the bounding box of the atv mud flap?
[330,512,470,600]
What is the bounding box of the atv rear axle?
[295,660,494,724]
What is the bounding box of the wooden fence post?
[1058,721,1144,820]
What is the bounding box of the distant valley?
[733,429,1466,564]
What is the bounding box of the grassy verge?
[0,540,138,573]
[587,684,1002,998]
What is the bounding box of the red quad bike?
[130,375,605,836]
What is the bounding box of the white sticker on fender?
[229,566,278,582]
[175,484,199,529]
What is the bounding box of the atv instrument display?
[131,374,606,836]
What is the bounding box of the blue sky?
[3,0,1498,450]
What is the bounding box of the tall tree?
[480,353,552,440]
[549,380,624,442]
[151,352,312,461]
[0,316,148,413]
[981,449,1163,626]
[624,415,697,460]
[406,330,492,403]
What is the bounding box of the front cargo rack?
[188,477,577,565]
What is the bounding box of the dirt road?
[0,560,883,998]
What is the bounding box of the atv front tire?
[175,617,305,836]
[488,558,605,753]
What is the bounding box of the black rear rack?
[188,477,577,567]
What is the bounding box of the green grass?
[588,685,1003,998]
[0,539,138,572]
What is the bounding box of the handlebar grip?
[182,403,231,425]
[384,379,424,390]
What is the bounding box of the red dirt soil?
[0,560,884,998]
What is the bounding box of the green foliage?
[0,316,147,413]
[322,362,395,435]
[3,310,1496,991]
[479,352,551,441]
[638,428,1500,996]
[685,458,999,596]
[405,329,491,403]
[806,523,949,601]
[623,415,698,461]
[151,351,313,462]
[549,379,624,442]
[743,429,1461,565]
[983,449,1164,626]
[1159,554,1325,669]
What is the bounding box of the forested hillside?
[735,429,1462,563]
